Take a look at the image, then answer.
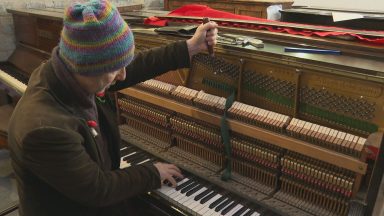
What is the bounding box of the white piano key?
[193,194,222,213]
[197,194,225,215]
[224,204,243,216]
[182,187,208,206]
[238,208,252,216]
[163,178,190,196]
[119,161,130,169]
[211,200,234,216]
[158,185,174,194]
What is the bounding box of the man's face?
[95,67,126,93]
[74,67,127,94]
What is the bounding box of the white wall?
[293,0,384,12]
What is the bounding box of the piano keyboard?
[120,144,280,216]
[0,69,27,95]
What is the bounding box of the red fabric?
[144,4,384,45]
[96,91,105,97]
[367,146,379,160]
[87,120,98,127]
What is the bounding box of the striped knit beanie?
[59,0,134,75]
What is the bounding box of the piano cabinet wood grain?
[13,14,61,53]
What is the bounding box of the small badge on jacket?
[87,120,98,138]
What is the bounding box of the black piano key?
[220,200,239,215]
[214,197,232,212]
[120,145,136,154]
[120,150,136,159]
[208,195,227,209]
[129,154,149,164]
[200,191,217,204]
[121,146,138,155]
[163,180,172,187]
[135,152,154,161]
[145,158,157,164]
[232,205,249,216]
[194,187,212,201]
[175,178,194,191]
[261,210,280,216]
[185,184,204,196]
[180,181,199,194]
[120,148,130,156]
[126,151,147,162]
[133,157,153,165]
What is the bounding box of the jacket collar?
[47,47,98,121]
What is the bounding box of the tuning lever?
[202,17,214,57]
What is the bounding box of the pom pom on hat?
[59,0,134,75]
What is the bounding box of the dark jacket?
[8,41,190,216]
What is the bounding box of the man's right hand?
[154,162,184,187]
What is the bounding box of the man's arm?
[109,21,218,91]
[109,40,190,91]
[22,127,161,207]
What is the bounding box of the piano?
[2,7,384,216]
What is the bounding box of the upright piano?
[2,7,384,216]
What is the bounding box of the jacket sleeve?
[109,40,190,91]
[21,126,161,207]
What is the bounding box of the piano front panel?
[12,14,38,48]
[36,17,62,53]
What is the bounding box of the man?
[7,0,218,215]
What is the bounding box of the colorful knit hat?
[59,0,134,75]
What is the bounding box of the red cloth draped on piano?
[145,4,384,45]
